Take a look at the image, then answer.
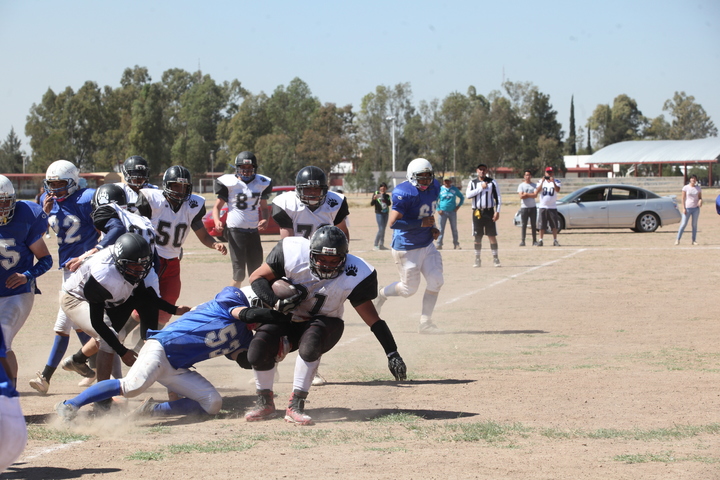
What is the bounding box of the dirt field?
[4,193,719,480]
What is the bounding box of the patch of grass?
[622,348,720,372]
[26,425,90,443]
[371,412,421,424]
[168,440,254,454]
[444,421,530,443]
[364,446,408,453]
[540,424,720,441]
[126,450,166,461]
[572,364,601,369]
[613,451,720,464]
[146,426,171,434]
[545,342,568,348]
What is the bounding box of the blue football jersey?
[0,201,49,297]
[390,179,441,250]
[147,287,254,370]
[44,188,99,267]
[0,328,18,398]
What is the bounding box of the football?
[271,278,298,300]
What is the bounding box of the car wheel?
[557,215,565,233]
[635,212,659,233]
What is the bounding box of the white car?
[514,184,681,233]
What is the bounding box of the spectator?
[517,170,538,246]
[535,167,562,247]
[370,182,391,250]
[436,177,464,250]
[676,174,702,245]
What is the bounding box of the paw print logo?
[189,199,198,208]
[327,198,338,208]
[345,264,358,276]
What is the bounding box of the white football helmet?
[45,160,80,200]
[406,158,434,191]
[0,175,17,226]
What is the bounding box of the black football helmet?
[235,151,257,182]
[162,166,192,204]
[296,166,328,209]
[309,226,348,280]
[92,183,127,210]
[112,232,153,285]
[122,155,150,190]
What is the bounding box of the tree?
[516,91,563,173]
[295,103,357,176]
[662,91,717,139]
[588,94,646,148]
[128,83,169,175]
[218,92,273,172]
[0,128,25,173]
[566,96,577,155]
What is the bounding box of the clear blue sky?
[1,0,718,156]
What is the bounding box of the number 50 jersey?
[135,189,206,260]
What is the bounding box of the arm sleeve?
[84,276,129,357]
[134,192,153,219]
[190,205,207,231]
[264,240,286,278]
[261,180,274,199]
[333,198,350,225]
[96,217,127,249]
[22,254,53,281]
[214,181,229,202]
[272,205,294,229]
[348,270,379,308]
[492,181,501,213]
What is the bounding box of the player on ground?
[136,165,227,327]
[29,160,100,394]
[243,226,407,425]
[374,158,444,334]
[55,287,289,421]
[212,151,273,287]
[0,175,53,384]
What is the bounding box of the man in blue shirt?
[55,287,289,421]
[374,158,444,334]
[436,177,464,250]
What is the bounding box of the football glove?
[387,352,407,381]
[274,284,308,314]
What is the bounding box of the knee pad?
[200,391,223,415]
[298,327,323,362]
[247,329,280,370]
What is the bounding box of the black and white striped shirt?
[466,178,502,213]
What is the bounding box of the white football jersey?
[63,248,159,308]
[271,190,347,239]
[279,236,373,322]
[215,173,272,229]
[137,188,206,259]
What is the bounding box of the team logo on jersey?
[345,264,357,276]
[189,199,198,208]
[327,198,338,207]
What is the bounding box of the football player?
[0,175,53,384]
[242,226,407,425]
[271,166,350,240]
[29,160,100,394]
[1,327,27,471]
[374,158,444,334]
[55,287,289,421]
[212,151,273,287]
[136,165,227,326]
[119,155,153,207]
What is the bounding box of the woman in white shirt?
[675,174,702,245]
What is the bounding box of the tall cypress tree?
[567,96,577,155]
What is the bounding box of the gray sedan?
[514,184,681,232]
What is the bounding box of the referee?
[465,163,502,267]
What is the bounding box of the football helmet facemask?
[0,175,17,226]
[309,226,348,280]
[112,233,153,285]
[406,158,434,192]
[162,166,192,204]
[296,166,328,209]
[122,156,150,190]
[45,160,80,200]
[235,151,257,183]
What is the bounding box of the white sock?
[293,356,320,393]
[421,290,439,322]
[254,365,277,391]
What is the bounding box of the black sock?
[42,365,57,381]
[72,350,89,364]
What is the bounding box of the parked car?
[203,185,295,241]
[513,184,681,233]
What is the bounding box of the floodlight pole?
[386,116,396,187]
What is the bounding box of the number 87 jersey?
[214,173,272,229]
